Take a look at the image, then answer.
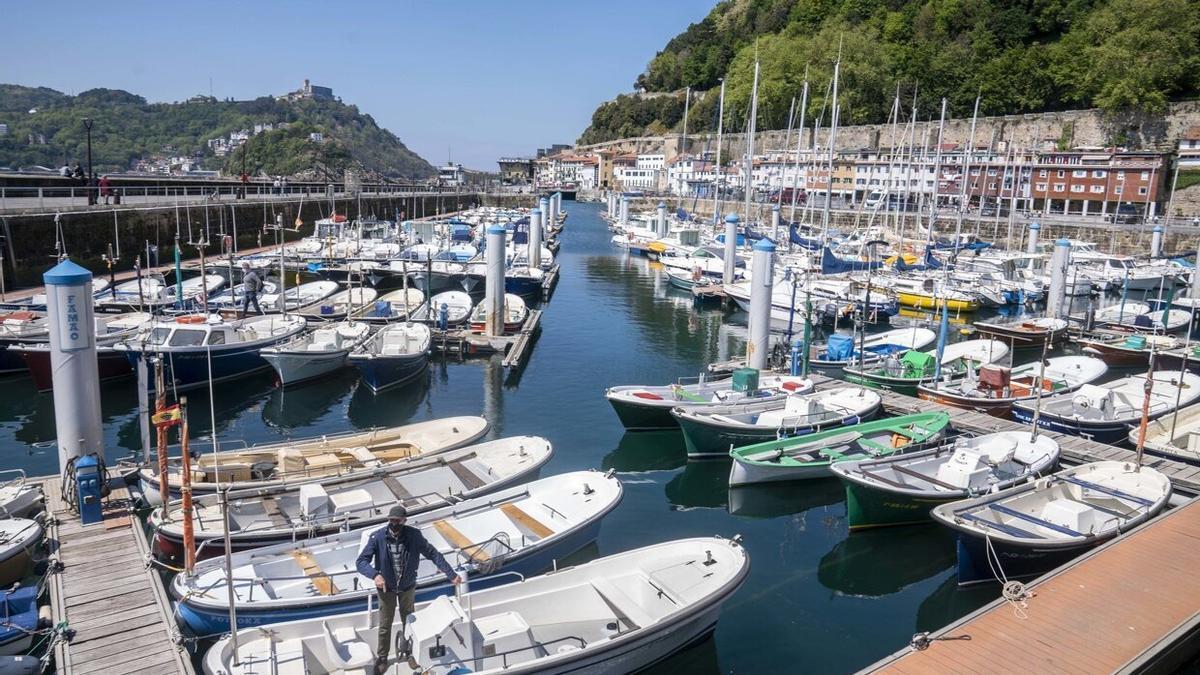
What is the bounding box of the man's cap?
[387,505,407,519]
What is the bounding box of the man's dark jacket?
[356,524,455,592]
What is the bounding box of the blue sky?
[0,1,716,170]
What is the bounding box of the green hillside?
[0,85,435,179]
[579,0,1200,144]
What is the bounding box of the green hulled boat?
[727,412,950,487]
[830,431,1061,530]
[842,339,1010,395]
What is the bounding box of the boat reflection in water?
[665,460,731,510]
[818,526,957,599]
[727,478,844,519]
[915,573,998,634]
[261,368,359,429]
[602,431,687,474]
[347,367,430,428]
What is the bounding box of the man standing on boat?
[240,262,264,316]
[357,504,461,673]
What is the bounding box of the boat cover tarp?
[826,334,855,361]
[821,247,882,275]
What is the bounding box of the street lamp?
[83,118,95,205]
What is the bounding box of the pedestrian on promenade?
[99,175,111,205]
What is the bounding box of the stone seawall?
[1,193,530,288]
[577,100,1200,157]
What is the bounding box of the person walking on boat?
[240,262,264,316]
[356,505,461,673]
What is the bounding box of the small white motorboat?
[468,293,529,332]
[0,473,42,519]
[1134,401,1200,463]
[0,519,42,588]
[351,288,426,324]
[261,321,372,386]
[348,322,432,393]
[933,461,1171,584]
[202,536,749,675]
[605,373,813,430]
[297,287,379,321]
[173,470,623,633]
[415,291,475,326]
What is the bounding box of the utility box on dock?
[75,454,104,525]
[731,368,759,393]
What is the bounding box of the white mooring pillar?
[485,225,507,336]
[539,196,550,240]
[747,239,776,370]
[529,208,543,270]
[619,196,629,228]
[45,259,104,471]
[607,191,616,219]
[771,204,781,240]
[1047,238,1071,319]
[1026,222,1041,254]
[656,202,667,238]
[1151,225,1164,258]
[723,213,739,285]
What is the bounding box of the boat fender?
[176,315,206,324]
[448,668,475,675]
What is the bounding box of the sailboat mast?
[820,55,841,244]
[897,88,919,247]
[953,93,982,257]
[777,96,796,210]
[743,58,760,224]
[713,79,726,224]
[925,98,948,249]
[789,74,810,223]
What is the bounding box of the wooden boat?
[1076,332,1180,367]
[832,431,1061,529]
[0,311,48,374]
[728,412,950,487]
[347,322,432,393]
[917,355,1108,417]
[972,317,1068,349]
[1012,371,1200,444]
[605,373,813,431]
[296,287,379,321]
[261,321,372,386]
[1131,401,1200,464]
[932,461,1170,584]
[114,313,308,391]
[173,470,623,633]
[151,436,553,559]
[842,339,1009,394]
[136,416,489,504]
[15,312,153,391]
[350,288,426,324]
[0,520,42,588]
[468,293,529,333]
[202,537,748,675]
[672,387,883,458]
[808,327,937,369]
[413,290,475,326]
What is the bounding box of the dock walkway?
[863,497,1200,674]
[808,372,1200,494]
[43,478,192,675]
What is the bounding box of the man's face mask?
[388,518,405,533]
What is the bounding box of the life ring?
[176,315,207,324]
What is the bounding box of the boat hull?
[607,397,680,431]
[954,533,1099,585]
[728,458,829,486]
[21,346,132,391]
[176,516,605,634]
[843,480,955,530]
[1010,407,1145,445]
[124,343,283,392]
[262,349,350,387]
[895,292,979,313]
[678,411,873,459]
[349,352,429,393]
[917,389,1016,417]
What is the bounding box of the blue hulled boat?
[113,314,307,391]
[348,322,432,392]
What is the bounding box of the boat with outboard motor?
[843,339,1009,394]
[917,355,1109,417]
[261,320,373,386]
[605,372,813,431]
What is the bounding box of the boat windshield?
[1110,259,1133,269]
[169,329,206,347]
[148,327,172,345]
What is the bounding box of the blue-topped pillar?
[44,259,103,472]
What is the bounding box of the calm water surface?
[4,201,1105,673]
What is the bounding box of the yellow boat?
[895,292,980,313]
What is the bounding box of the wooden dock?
[429,308,543,368]
[807,372,1200,495]
[43,478,192,675]
[863,497,1200,674]
[541,263,560,300]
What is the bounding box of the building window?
[1139,187,1148,195]
[1070,185,1085,193]
[1036,183,1048,191]
[1057,170,1065,178]
[1093,170,1106,178]
[1115,186,1123,195]
[1141,171,1150,180]
[988,183,997,190]
[1053,183,1066,191]
[1073,170,1087,178]
[1039,169,1048,177]
[1117,173,1125,181]
[1090,185,1104,193]
[988,169,997,176]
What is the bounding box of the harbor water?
[5,201,1117,673]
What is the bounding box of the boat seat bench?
[432,519,490,562]
[1061,476,1154,507]
[988,503,1084,537]
[590,578,654,631]
[290,549,338,595]
[960,511,1046,539]
[448,461,487,491]
[500,503,554,539]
